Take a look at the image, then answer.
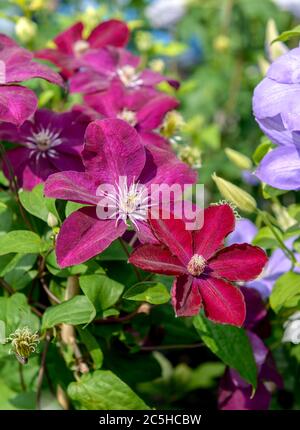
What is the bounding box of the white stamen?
[117,108,137,126]
[117,65,143,89]
[73,39,90,56]
[26,126,63,159]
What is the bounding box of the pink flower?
[35,20,129,78]
[129,204,268,326]
[79,80,178,148]
[0,34,63,125]
[44,119,196,267]
[69,47,179,94]
[0,109,87,190]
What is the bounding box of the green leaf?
[0,320,6,344]
[65,201,86,217]
[0,293,39,334]
[98,240,131,261]
[2,254,37,290]
[0,231,42,255]
[124,282,170,305]
[273,25,300,43]
[78,327,103,370]
[270,272,300,313]
[252,226,283,249]
[193,314,257,390]
[79,274,124,312]
[252,140,273,165]
[67,370,149,410]
[42,296,96,329]
[19,183,58,222]
[0,203,12,236]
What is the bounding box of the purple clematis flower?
[44,118,196,267]
[253,47,300,190]
[69,47,179,95]
[218,287,283,410]
[0,109,87,190]
[79,80,178,148]
[228,219,300,299]
[35,20,129,78]
[0,34,63,125]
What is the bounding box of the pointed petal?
[172,275,202,317]
[82,118,146,184]
[69,70,110,94]
[6,61,64,87]
[54,22,84,54]
[137,95,179,130]
[196,277,246,326]
[209,244,268,282]
[134,220,160,245]
[56,207,126,267]
[129,244,186,275]
[256,146,300,190]
[88,19,129,48]
[149,214,193,265]
[0,85,37,125]
[193,204,236,259]
[44,171,100,205]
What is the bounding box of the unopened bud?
[47,212,58,228]
[265,19,288,62]
[212,173,257,213]
[15,17,37,44]
[258,55,270,76]
[213,35,230,53]
[225,148,252,170]
[161,111,185,139]
[178,145,201,168]
[136,31,153,52]
[149,58,165,73]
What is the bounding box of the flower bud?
[213,35,230,53]
[212,173,257,213]
[47,212,58,228]
[161,111,185,139]
[265,19,288,62]
[15,17,37,44]
[7,327,39,364]
[135,31,153,52]
[178,145,201,168]
[149,58,165,73]
[282,312,300,344]
[225,148,252,170]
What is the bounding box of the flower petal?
[0,85,37,125]
[82,118,146,184]
[44,171,100,205]
[172,275,202,317]
[56,207,126,267]
[256,146,300,190]
[193,204,235,259]
[129,244,186,275]
[137,95,179,130]
[209,243,268,282]
[196,277,246,326]
[6,61,64,87]
[54,22,84,54]
[88,19,129,48]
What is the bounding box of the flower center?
[73,39,90,56]
[97,177,150,229]
[117,65,143,88]
[187,254,206,276]
[27,126,63,154]
[117,108,137,126]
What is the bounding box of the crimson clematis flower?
[129,204,268,326]
[0,34,63,125]
[35,20,129,78]
[0,109,87,190]
[44,118,196,268]
[79,80,178,148]
[69,47,179,94]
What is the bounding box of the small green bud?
[15,17,37,44]
[7,327,39,364]
[212,173,257,213]
[161,111,185,139]
[178,145,201,168]
[225,148,252,170]
[266,19,288,61]
[47,212,58,228]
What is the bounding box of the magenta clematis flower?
[129,204,268,326]
[0,34,63,125]
[81,80,179,148]
[69,47,179,94]
[35,20,129,78]
[44,118,196,268]
[0,109,87,190]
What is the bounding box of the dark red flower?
[129,204,268,326]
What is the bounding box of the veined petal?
[193,204,235,259]
[56,207,126,267]
[0,85,37,126]
[196,277,246,326]
[137,95,179,130]
[171,275,202,317]
[54,22,84,54]
[129,244,186,275]
[209,244,268,282]
[88,19,129,48]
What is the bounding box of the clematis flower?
[227,219,300,299]
[44,118,196,267]
[69,47,179,94]
[129,204,267,325]
[35,20,129,78]
[0,109,87,190]
[253,47,300,190]
[0,34,63,125]
[81,80,179,148]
